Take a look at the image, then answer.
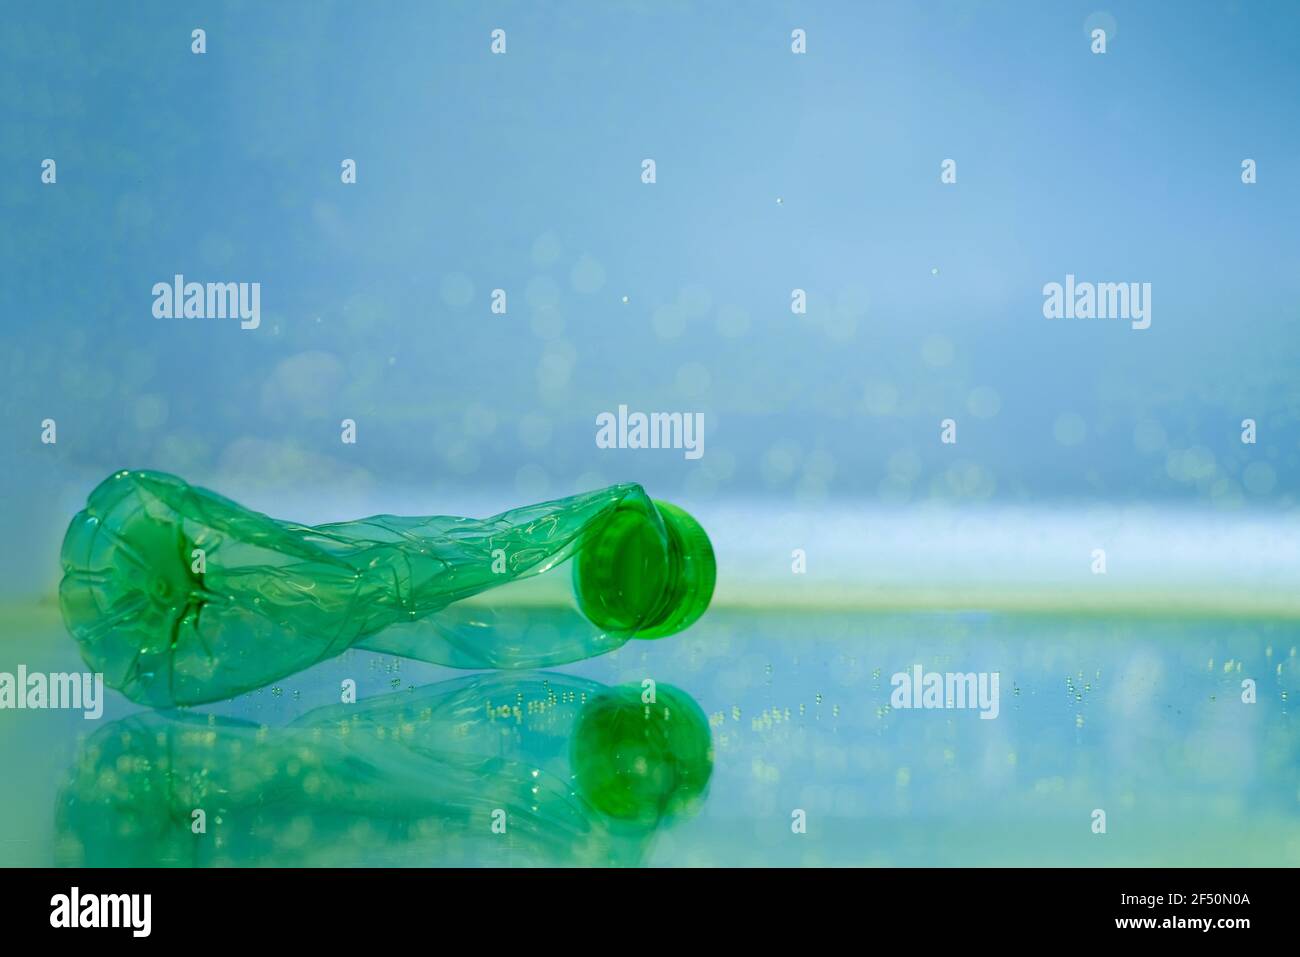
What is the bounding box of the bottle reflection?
[55,672,712,867]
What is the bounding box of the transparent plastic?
[59,469,715,706]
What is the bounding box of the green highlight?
[59,470,715,706]
[571,682,713,824]
[54,674,712,867]
[573,498,716,640]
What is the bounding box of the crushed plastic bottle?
[59,469,716,706]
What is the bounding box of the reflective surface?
[55,672,711,867]
[2,603,1297,866]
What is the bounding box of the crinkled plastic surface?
[59,470,663,706]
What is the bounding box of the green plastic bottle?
[59,469,715,707]
[56,673,713,867]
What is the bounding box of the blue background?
[4,2,1300,597]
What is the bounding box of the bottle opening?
[573,499,715,639]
